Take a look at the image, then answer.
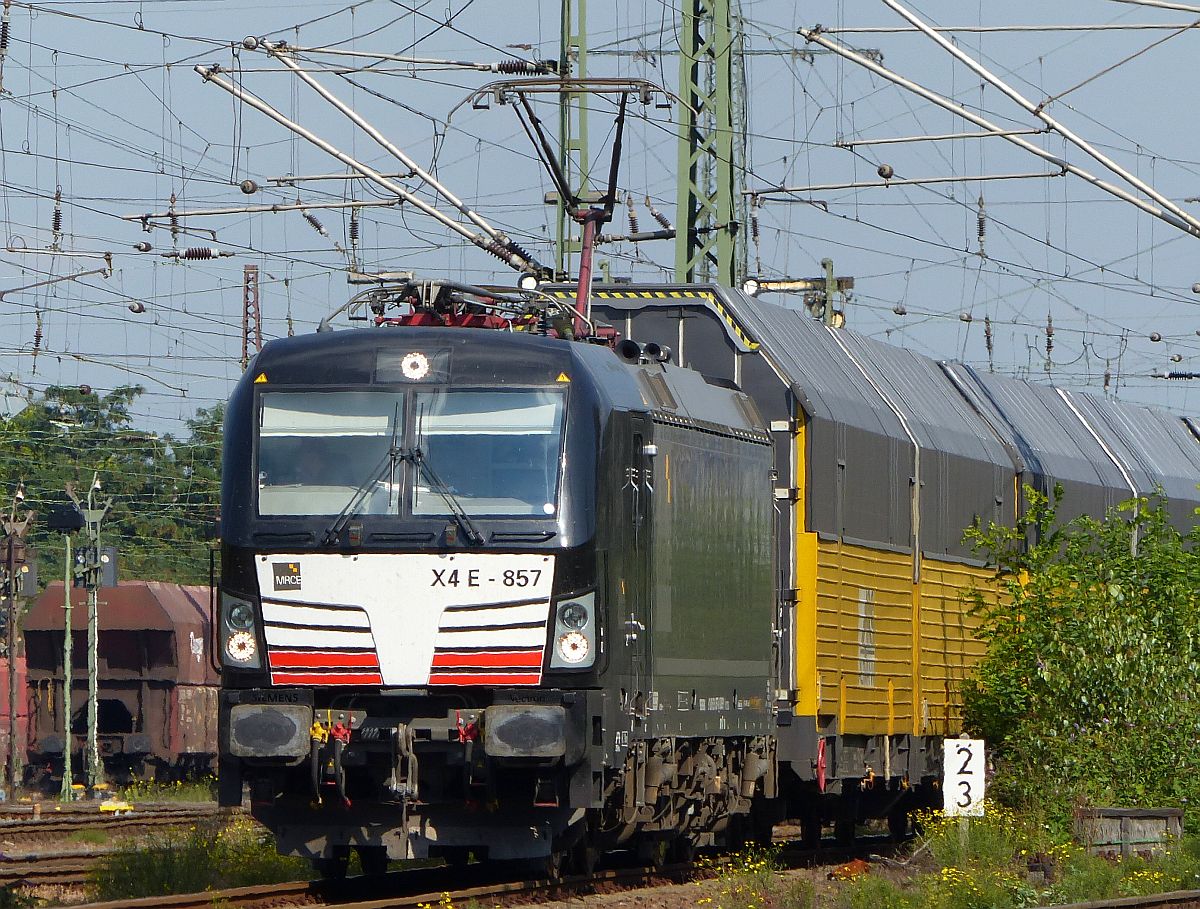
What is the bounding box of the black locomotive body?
[218,325,776,871]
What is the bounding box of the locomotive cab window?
[257,391,406,516]
[413,389,565,517]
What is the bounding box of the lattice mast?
[675,0,738,284]
[242,264,262,370]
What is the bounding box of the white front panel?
[255,553,556,686]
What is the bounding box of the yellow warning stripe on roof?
[554,288,760,351]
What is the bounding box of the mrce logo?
[272,562,302,591]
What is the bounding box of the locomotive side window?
[257,391,406,516]
[412,389,565,517]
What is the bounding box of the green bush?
[963,489,1200,831]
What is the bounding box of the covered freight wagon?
[561,282,1200,838]
[24,581,218,784]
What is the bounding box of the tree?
[963,488,1200,830]
[0,387,221,586]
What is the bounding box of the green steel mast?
[675,0,739,284]
[557,0,589,278]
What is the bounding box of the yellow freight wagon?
[581,282,1200,841]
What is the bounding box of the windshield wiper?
[403,446,484,546]
[321,404,402,545]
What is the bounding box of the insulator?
[182,247,221,260]
[625,193,640,235]
[349,210,360,243]
[483,238,536,269]
[1104,367,1111,392]
[303,211,328,237]
[1,19,10,54]
[646,195,672,230]
[976,195,987,257]
[32,324,41,354]
[495,59,544,74]
[51,207,62,234]
[984,316,994,356]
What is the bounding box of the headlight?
[225,630,258,664]
[220,592,261,669]
[549,593,596,669]
[556,631,590,664]
[559,602,588,629]
[227,601,255,630]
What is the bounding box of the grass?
[117,775,217,803]
[835,801,1200,909]
[696,847,816,909]
[67,828,110,846]
[87,815,310,901]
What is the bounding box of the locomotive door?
[622,414,653,728]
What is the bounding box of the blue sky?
[2,0,1199,429]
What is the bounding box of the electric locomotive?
[216,279,777,875]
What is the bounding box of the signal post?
[2,483,34,796]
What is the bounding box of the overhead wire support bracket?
[836,128,1044,147]
[243,39,556,74]
[262,42,513,248]
[750,171,1064,198]
[194,63,546,276]
[122,199,401,221]
[798,27,1200,240]
[878,0,1200,238]
[0,266,110,300]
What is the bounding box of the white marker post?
[944,736,986,854]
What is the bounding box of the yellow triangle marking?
[254,373,268,383]
[556,372,571,383]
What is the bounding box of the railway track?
[35,845,1200,909]
[0,803,230,837]
[65,862,703,909]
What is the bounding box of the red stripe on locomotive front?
[269,650,380,669]
[271,671,384,685]
[431,650,543,668]
[428,672,542,686]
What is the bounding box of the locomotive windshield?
[257,391,406,516]
[413,389,565,517]
[255,387,565,518]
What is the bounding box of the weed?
[67,828,109,846]
[119,775,217,803]
[87,815,309,901]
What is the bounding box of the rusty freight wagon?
[24,581,218,784]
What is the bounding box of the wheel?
[636,836,669,868]
[357,845,389,876]
[888,806,909,842]
[313,846,350,880]
[833,814,856,845]
[566,839,599,876]
[669,833,696,864]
